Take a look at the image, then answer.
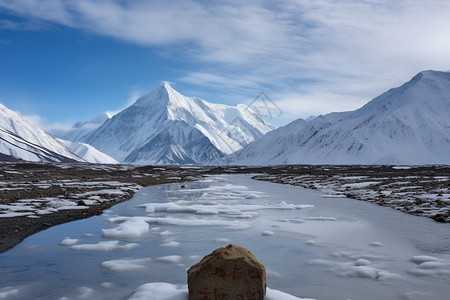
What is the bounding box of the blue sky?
[1,0,450,129]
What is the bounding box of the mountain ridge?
[82,83,275,164]
[224,70,450,165]
[0,103,83,163]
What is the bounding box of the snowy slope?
[0,103,83,163]
[58,139,119,164]
[82,83,275,164]
[50,112,111,142]
[227,70,450,165]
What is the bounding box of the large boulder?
[187,244,266,300]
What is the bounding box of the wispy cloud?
[2,0,450,121]
[21,113,73,131]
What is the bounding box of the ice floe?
[155,255,182,264]
[59,237,79,246]
[70,241,140,252]
[161,241,181,248]
[102,258,152,272]
[102,218,149,241]
[308,259,399,280]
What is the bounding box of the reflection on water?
[1,175,449,300]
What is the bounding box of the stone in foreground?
[187,244,266,300]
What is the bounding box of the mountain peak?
[161,81,173,89]
[82,83,275,164]
[408,70,450,85]
[134,82,185,108]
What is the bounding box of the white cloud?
[21,113,73,131]
[105,86,146,116]
[2,0,450,121]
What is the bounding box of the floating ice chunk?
[306,240,316,245]
[142,203,196,214]
[78,286,94,299]
[194,207,219,215]
[0,286,19,298]
[369,242,382,247]
[59,237,79,246]
[245,194,261,199]
[101,282,113,288]
[102,258,152,272]
[155,255,182,263]
[341,266,382,279]
[161,241,181,248]
[355,259,371,266]
[278,218,306,224]
[223,213,254,219]
[70,241,140,252]
[276,201,313,210]
[410,255,443,264]
[417,261,450,269]
[102,218,149,241]
[146,217,252,230]
[160,230,174,236]
[309,259,398,280]
[262,230,274,236]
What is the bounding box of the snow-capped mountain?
[50,112,111,142]
[226,70,450,165]
[0,103,83,163]
[82,83,275,164]
[58,139,119,164]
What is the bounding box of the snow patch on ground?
[127,283,315,300]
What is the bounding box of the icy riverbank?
[1,174,449,299]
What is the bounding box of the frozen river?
[1,175,449,300]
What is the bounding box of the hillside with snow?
[0,103,83,163]
[58,139,119,164]
[225,70,450,165]
[82,83,275,164]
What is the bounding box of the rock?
[187,244,266,300]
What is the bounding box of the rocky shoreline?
[252,165,450,223]
[0,162,205,253]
